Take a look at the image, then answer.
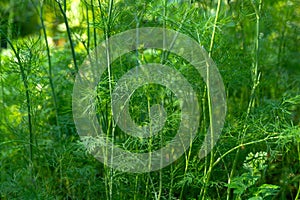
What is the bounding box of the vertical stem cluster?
[200,0,221,199]
[98,0,115,199]
[107,1,115,199]
[227,0,262,199]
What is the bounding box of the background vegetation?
[0,0,299,199]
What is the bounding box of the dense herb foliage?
[0,0,299,199]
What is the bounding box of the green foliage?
[227,151,278,199]
[0,0,299,199]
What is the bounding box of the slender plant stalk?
[179,133,194,199]
[86,1,90,54]
[134,174,139,200]
[214,136,279,168]
[97,0,107,36]
[295,142,300,200]
[32,0,61,139]
[148,173,159,200]
[132,1,144,199]
[145,174,150,199]
[179,66,197,199]
[201,0,222,199]
[0,54,7,193]
[1,31,35,185]
[157,1,168,199]
[7,0,14,43]
[18,54,33,168]
[168,165,174,200]
[199,84,208,198]
[90,0,99,80]
[147,95,153,170]
[0,54,3,122]
[96,1,111,199]
[33,0,64,190]
[277,2,291,68]
[226,1,262,199]
[56,0,79,73]
[208,0,221,58]
[91,0,97,48]
[101,0,115,199]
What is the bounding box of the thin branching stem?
[227,1,262,199]
[103,0,115,199]
[0,30,35,187]
[201,0,222,199]
[56,0,79,73]
[33,0,61,138]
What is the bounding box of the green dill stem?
[97,0,113,199]
[34,0,61,139]
[226,1,262,199]
[134,175,139,200]
[0,50,4,135]
[158,1,168,199]
[201,0,222,199]
[56,0,79,73]
[214,136,279,168]
[37,0,64,190]
[199,84,208,198]
[168,165,174,200]
[147,95,153,170]
[0,30,35,189]
[104,0,115,199]
[86,2,90,54]
[277,3,291,68]
[295,142,300,200]
[91,0,97,48]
